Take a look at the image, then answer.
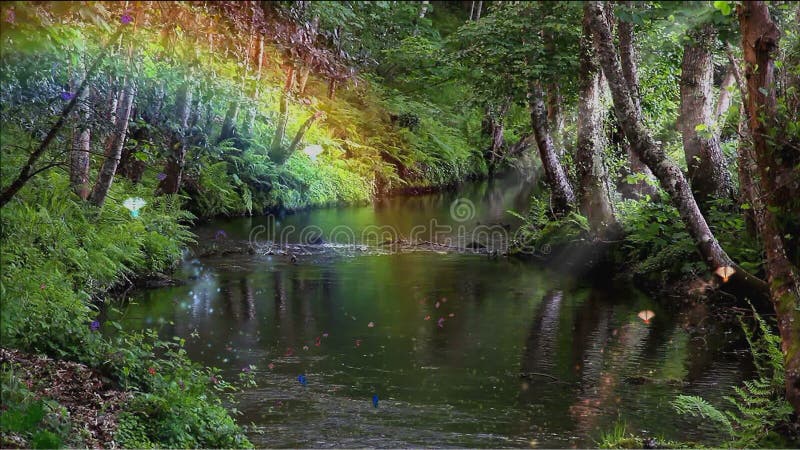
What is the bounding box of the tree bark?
[529,84,575,216]
[714,64,736,125]
[89,80,135,207]
[483,102,509,174]
[419,0,430,19]
[242,35,265,138]
[157,81,192,195]
[577,8,617,235]
[739,0,800,414]
[270,67,296,157]
[69,74,91,200]
[546,84,565,155]
[586,1,767,292]
[296,67,310,96]
[218,100,239,144]
[271,111,324,165]
[327,78,337,100]
[617,1,658,198]
[475,1,483,21]
[679,24,733,203]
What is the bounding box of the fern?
[672,395,734,438]
[672,309,796,447]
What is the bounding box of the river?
[111,173,750,447]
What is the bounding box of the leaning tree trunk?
[157,81,192,195]
[586,1,767,296]
[529,84,575,216]
[740,0,800,415]
[679,24,733,203]
[270,111,324,165]
[617,1,657,198]
[577,8,617,235]
[89,80,135,207]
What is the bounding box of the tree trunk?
[679,24,733,203]
[726,48,757,234]
[546,84,564,155]
[270,111,324,165]
[617,1,658,198]
[739,0,800,414]
[475,1,483,20]
[714,65,736,126]
[419,0,430,19]
[157,81,192,195]
[89,80,135,207]
[0,29,122,208]
[327,78,337,100]
[586,1,768,295]
[242,35,265,138]
[270,67,296,157]
[483,102,509,174]
[69,74,91,200]
[296,67,310,96]
[577,9,617,235]
[529,84,575,216]
[218,100,239,143]
[469,1,475,21]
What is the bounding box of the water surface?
[114,174,749,447]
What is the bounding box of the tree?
[679,23,733,203]
[738,0,800,414]
[576,6,617,234]
[585,1,766,294]
[453,2,581,212]
[617,1,658,199]
[156,80,193,195]
[0,29,123,208]
[530,84,575,215]
[89,79,136,207]
[69,70,92,200]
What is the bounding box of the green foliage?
[0,365,70,448]
[672,310,797,448]
[105,329,254,449]
[508,193,589,254]
[0,166,250,447]
[617,195,764,279]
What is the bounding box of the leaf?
[713,1,732,16]
[694,123,707,132]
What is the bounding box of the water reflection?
[111,174,750,447]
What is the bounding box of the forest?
[0,1,798,448]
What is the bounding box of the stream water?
[111,173,750,447]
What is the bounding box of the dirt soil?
[0,348,130,449]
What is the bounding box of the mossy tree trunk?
[739,0,800,414]
[679,24,733,203]
[617,1,657,198]
[586,1,768,298]
[157,81,193,195]
[529,84,575,216]
[577,7,617,235]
